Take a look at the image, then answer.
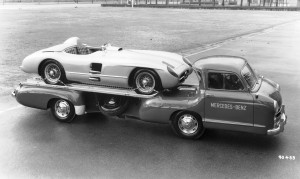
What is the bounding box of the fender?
[15,85,85,115]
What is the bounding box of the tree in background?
[198,0,201,5]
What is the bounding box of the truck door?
[204,71,254,127]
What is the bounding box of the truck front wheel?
[50,99,76,123]
[171,111,205,139]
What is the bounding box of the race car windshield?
[241,64,257,89]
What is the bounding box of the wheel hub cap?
[108,98,116,105]
[178,114,198,135]
[136,72,155,94]
[142,77,150,87]
[49,69,58,77]
[45,63,61,83]
[55,100,70,119]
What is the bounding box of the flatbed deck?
[20,78,158,99]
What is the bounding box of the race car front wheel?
[134,69,159,95]
[41,60,67,85]
[50,99,76,123]
[171,111,205,139]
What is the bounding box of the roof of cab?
[193,56,247,74]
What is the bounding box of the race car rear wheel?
[134,69,159,95]
[171,111,205,139]
[98,95,129,116]
[41,60,67,85]
[50,99,76,123]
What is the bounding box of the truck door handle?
[206,94,215,97]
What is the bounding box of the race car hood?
[257,77,282,107]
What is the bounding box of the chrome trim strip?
[67,72,128,79]
[67,72,89,76]
[89,77,100,81]
[254,124,265,128]
[205,118,253,127]
[99,74,128,79]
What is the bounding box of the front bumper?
[267,105,287,135]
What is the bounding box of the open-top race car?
[20,37,193,94]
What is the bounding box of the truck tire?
[98,95,129,116]
[171,111,205,139]
[50,99,76,123]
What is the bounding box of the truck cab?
[192,56,286,136]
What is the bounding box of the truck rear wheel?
[171,111,205,139]
[50,99,76,123]
[98,95,129,116]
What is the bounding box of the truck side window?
[208,72,223,89]
[224,74,244,91]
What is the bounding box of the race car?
[20,37,193,94]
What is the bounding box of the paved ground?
[0,6,300,178]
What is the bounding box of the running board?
[21,78,157,99]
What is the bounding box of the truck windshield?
[241,64,257,89]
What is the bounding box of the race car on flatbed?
[20,37,192,95]
[13,56,287,139]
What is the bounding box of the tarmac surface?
[0,6,300,178]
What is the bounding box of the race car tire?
[134,69,159,95]
[41,60,67,85]
[50,99,76,123]
[171,111,205,139]
[98,95,129,116]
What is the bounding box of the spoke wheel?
[45,63,61,84]
[134,69,157,95]
[41,60,67,85]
